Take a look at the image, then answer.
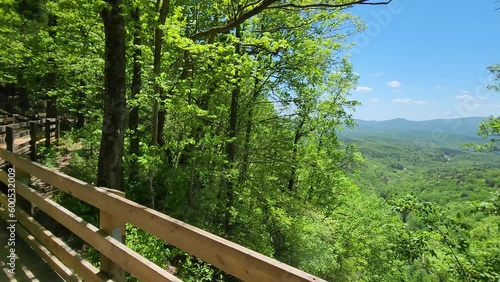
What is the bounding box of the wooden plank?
[0,149,326,282]
[0,194,77,282]
[0,119,44,134]
[99,188,126,282]
[45,119,51,148]
[0,172,183,282]
[3,195,111,282]
[15,129,30,137]
[30,121,37,161]
[0,117,15,123]
[24,217,110,282]
[6,126,13,152]
[34,137,56,148]
[14,166,32,213]
[29,119,45,126]
[40,125,57,131]
[14,135,31,146]
[55,120,60,141]
[15,145,31,156]
[17,226,77,282]
[13,135,31,153]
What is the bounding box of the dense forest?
[1,0,499,281]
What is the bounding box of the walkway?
[0,219,64,282]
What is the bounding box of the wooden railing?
[0,149,325,282]
[0,118,59,164]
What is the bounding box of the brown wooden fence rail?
[0,148,326,282]
[0,118,60,165]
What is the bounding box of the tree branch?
[191,0,277,40]
[268,0,392,9]
[191,0,392,40]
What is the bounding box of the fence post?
[6,125,32,213]
[99,187,126,282]
[45,119,51,148]
[29,121,37,162]
[55,119,60,144]
[6,125,14,152]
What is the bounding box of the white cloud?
[368,98,380,103]
[460,89,469,94]
[455,94,474,100]
[392,98,429,105]
[386,80,402,88]
[355,86,373,93]
[436,85,441,90]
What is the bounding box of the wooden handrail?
[0,173,181,282]
[0,149,326,282]
[0,192,83,282]
[0,117,59,163]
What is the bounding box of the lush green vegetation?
[343,119,500,281]
[1,0,500,281]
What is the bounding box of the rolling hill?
[341,117,488,147]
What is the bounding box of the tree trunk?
[129,6,141,183]
[157,109,166,146]
[223,25,241,234]
[76,80,85,129]
[97,0,127,190]
[287,118,304,192]
[239,78,260,183]
[151,0,170,146]
[18,86,30,112]
[46,13,57,118]
[149,0,170,208]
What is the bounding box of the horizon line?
[355,116,490,122]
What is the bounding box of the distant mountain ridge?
[352,117,487,136]
[340,117,489,147]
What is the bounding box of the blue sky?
[347,0,500,121]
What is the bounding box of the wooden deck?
[0,136,31,149]
[0,219,64,282]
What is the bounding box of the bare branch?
[191,0,277,40]
[268,0,392,9]
[191,0,392,40]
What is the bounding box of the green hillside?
[340,118,500,281]
[343,117,489,148]
[343,117,499,202]
[353,117,486,136]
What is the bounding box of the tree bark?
[239,78,261,183]
[18,85,30,112]
[97,0,127,190]
[76,80,85,129]
[223,25,242,234]
[46,13,57,118]
[129,6,141,183]
[149,0,170,208]
[287,118,304,192]
[151,0,170,147]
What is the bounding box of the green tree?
[466,64,500,151]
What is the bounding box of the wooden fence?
[0,118,59,164]
[0,148,326,282]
